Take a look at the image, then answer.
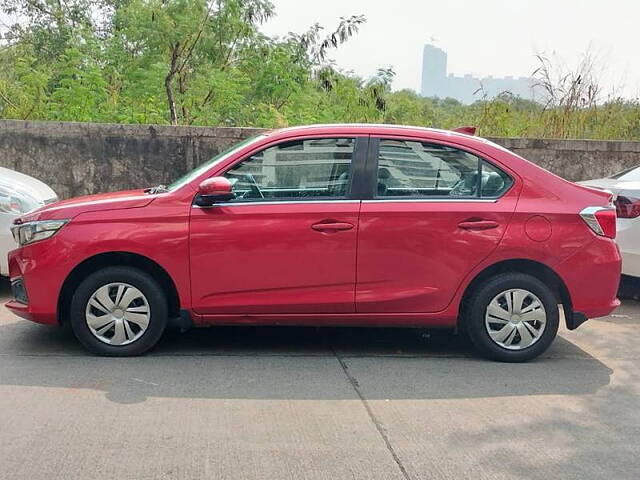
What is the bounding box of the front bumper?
[0,230,15,276]
[10,277,28,304]
[4,237,69,325]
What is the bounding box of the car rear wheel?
[70,266,168,356]
[464,273,559,362]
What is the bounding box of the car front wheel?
[465,273,560,362]
[69,266,168,356]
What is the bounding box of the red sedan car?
[6,124,621,361]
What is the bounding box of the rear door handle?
[311,221,355,232]
[458,220,500,231]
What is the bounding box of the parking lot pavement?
[0,281,639,480]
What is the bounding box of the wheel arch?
[459,258,572,327]
[57,251,181,326]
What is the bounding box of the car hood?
[16,189,155,223]
[0,166,57,204]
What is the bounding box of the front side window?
[376,139,512,198]
[224,138,355,201]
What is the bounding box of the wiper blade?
[146,185,169,194]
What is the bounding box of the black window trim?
[211,135,368,205]
[364,136,514,202]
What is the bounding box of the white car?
[581,165,640,278]
[0,167,58,276]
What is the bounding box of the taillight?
[580,207,617,239]
[614,195,640,218]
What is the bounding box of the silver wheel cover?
[484,288,547,350]
[85,283,151,346]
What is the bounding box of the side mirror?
[195,177,235,206]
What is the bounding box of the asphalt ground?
[1,280,638,480]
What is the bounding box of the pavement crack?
[332,347,412,480]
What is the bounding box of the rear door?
[356,136,519,314]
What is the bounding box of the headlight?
[0,185,41,215]
[10,220,70,247]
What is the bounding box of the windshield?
[167,135,267,191]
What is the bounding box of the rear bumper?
[620,251,640,278]
[616,218,640,277]
[566,311,589,330]
[566,301,620,330]
[556,236,621,322]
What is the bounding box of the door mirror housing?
[195,177,235,205]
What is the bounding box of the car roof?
[265,123,481,144]
[262,123,524,169]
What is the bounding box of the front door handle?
[311,221,355,232]
[458,220,500,231]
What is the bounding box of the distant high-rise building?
[421,45,448,98]
[420,45,538,104]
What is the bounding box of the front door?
[190,136,367,315]
[356,137,519,313]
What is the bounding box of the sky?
[260,0,640,99]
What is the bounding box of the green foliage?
[0,0,639,139]
[382,91,640,140]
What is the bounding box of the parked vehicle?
[6,125,621,361]
[0,167,58,276]
[580,166,640,278]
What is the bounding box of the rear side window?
[480,160,513,198]
[375,139,512,199]
[224,138,355,201]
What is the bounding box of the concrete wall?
[0,120,264,199]
[491,137,640,183]
[1,119,639,199]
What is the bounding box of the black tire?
[70,266,168,356]
[464,272,559,362]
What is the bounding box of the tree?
[0,1,638,140]
[110,0,274,124]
